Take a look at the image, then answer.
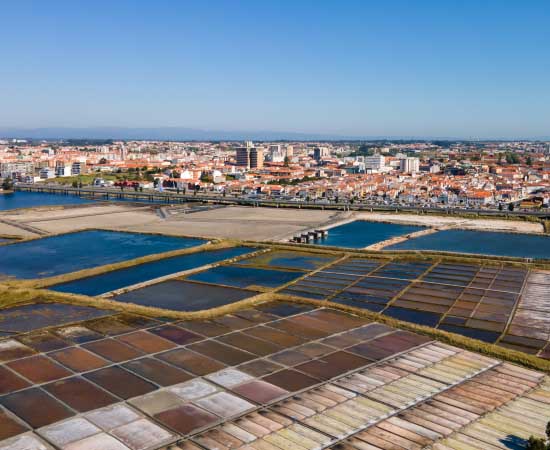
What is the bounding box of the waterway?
[50,247,254,296]
[316,220,427,248]
[386,229,550,259]
[0,230,205,279]
[0,191,94,210]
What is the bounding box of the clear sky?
[1,0,549,138]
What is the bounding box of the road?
[14,184,550,219]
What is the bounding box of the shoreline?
[365,227,442,250]
[353,212,544,235]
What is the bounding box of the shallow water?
[0,191,93,210]
[316,221,426,248]
[112,280,252,311]
[0,230,205,279]
[387,229,550,259]
[187,265,301,288]
[383,306,441,327]
[238,251,334,270]
[50,247,255,296]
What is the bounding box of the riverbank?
[365,226,442,250]
[354,211,544,234]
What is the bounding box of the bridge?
[14,183,550,219]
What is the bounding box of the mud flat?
[127,206,339,241]
[365,226,441,250]
[355,211,544,234]
[0,204,338,241]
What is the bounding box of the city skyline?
[1,1,549,138]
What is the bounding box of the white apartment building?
[55,161,72,177]
[39,167,55,179]
[0,162,34,179]
[400,157,420,174]
[364,154,386,170]
[268,145,285,163]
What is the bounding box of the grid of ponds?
[387,228,550,259]
[0,301,548,450]
[50,247,255,296]
[96,250,326,312]
[315,220,427,248]
[280,257,550,354]
[0,230,205,279]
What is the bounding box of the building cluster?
[1,138,549,208]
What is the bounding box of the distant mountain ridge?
[0,127,364,141]
[0,127,548,141]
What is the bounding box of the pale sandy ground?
[0,204,140,223]
[3,204,543,242]
[0,222,37,238]
[129,207,339,241]
[355,212,544,234]
[5,204,339,241]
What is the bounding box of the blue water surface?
[187,264,301,288]
[238,251,334,270]
[0,191,93,210]
[50,247,254,295]
[0,230,205,279]
[317,221,426,248]
[387,229,550,259]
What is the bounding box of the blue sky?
[1,0,549,138]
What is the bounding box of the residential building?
[400,157,420,174]
[364,154,386,171]
[39,167,55,179]
[235,142,264,169]
[55,161,71,177]
[313,147,330,161]
[71,161,86,175]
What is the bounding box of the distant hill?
[0,127,547,142]
[0,127,364,141]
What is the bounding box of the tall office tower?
[285,145,294,158]
[250,148,264,168]
[313,146,330,161]
[235,141,264,169]
[236,147,250,168]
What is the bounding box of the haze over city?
[2,0,550,139]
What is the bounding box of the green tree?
[508,203,515,212]
[505,152,520,164]
[525,420,550,449]
[350,145,375,157]
[526,436,548,450]
[527,156,533,166]
[1,177,13,191]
